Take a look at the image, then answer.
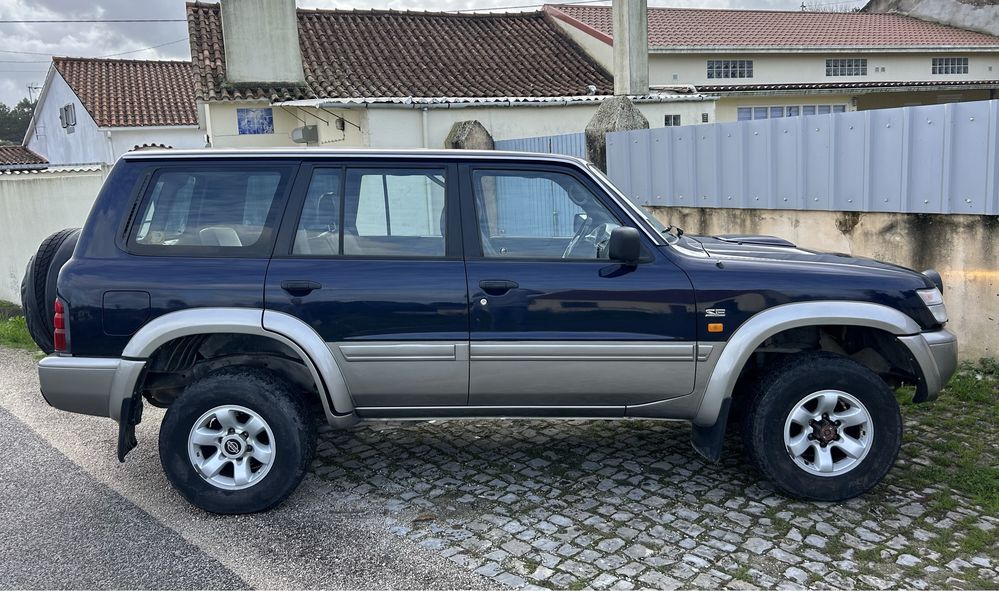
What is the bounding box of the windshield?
[585,163,677,243]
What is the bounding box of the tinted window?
[471,169,622,260]
[292,167,447,258]
[130,165,291,255]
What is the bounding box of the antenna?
[26,83,42,101]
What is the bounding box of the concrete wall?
[864,0,999,37]
[655,206,997,361]
[220,0,305,84]
[0,167,109,304]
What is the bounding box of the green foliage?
[0,98,37,144]
[0,316,36,351]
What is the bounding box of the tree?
[0,98,37,144]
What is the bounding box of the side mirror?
[608,226,642,265]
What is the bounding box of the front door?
[265,162,469,407]
[460,163,696,408]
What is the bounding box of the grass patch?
[894,359,999,513]
[0,299,22,320]
[0,315,37,351]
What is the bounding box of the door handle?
[479,280,519,296]
[281,280,322,296]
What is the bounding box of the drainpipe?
[421,107,429,148]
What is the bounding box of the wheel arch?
[693,301,921,429]
[120,308,355,425]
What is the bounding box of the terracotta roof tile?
[0,145,47,166]
[547,5,999,48]
[52,57,198,128]
[186,2,613,102]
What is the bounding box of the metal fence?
[495,132,587,159]
[605,99,999,215]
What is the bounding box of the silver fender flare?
[692,301,922,426]
[120,308,355,425]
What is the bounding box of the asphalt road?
[0,347,492,590]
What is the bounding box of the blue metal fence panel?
[605,99,999,215]
[495,132,586,159]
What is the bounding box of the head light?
[917,288,948,324]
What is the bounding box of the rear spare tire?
[20,228,80,353]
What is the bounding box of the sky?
[0,0,866,106]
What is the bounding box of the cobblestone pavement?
[313,413,997,590]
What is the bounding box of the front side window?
[292,167,447,258]
[471,169,622,260]
[130,165,291,255]
[707,59,753,79]
[826,58,867,76]
[932,57,968,75]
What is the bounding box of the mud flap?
[690,398,731,463]
[117,393,143,462]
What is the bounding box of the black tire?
[742,353,902,502]
[20,228,80,353]
[159,368,317,514]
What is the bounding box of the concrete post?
[585,96,649,171]
[444,120,494,150]
[613,0,650,96]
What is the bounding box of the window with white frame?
[664,115,681,126]
[707,59,753,79]
[826,58,867,76]
[736,104,847,120]
[932,57,968,74]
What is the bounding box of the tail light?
[53,298,67,353]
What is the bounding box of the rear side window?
[128,165,293,256]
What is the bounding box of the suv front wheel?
[159,368,317,514]
[742,353,902,501]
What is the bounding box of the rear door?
[265,161,469,408]
[460,162,697,408]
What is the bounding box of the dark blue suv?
[35,149,956,513]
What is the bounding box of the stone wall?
[654,206,998,361]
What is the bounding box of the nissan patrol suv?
[31,149,957,514]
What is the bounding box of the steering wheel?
[562,221,615,259]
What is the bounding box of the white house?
[546,4,999,123]
[24,57,205,165]
[185,0,716,150]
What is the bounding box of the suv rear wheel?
[159,368,317,514]
[742,353,902,501]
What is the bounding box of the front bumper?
[897,329,958,402]
[38,355,145,421]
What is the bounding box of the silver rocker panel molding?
[468,342,695,361]
[692,300,924,427]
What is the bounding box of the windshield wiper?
[662,224,685,237]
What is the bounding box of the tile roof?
[546,5,999,48]
[185,2,613,102]
[0,145,47,168]
[52,57,198,128]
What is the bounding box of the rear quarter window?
[125,163,295,257]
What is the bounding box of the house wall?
[647,52,999,88]
[203,101,366,148]
[26,71,107,165]
[366,100,715,148]
[25,71,207,165]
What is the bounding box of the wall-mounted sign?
[237,107,274,135]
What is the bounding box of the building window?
[932,57,968,75]
[826,58,867,76]
[737,104,847,120]
[664,115,681,126]
[707,59,753,79]
[59,103,76,133]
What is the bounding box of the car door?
[265,160,469,408]
[460,162,696,408]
